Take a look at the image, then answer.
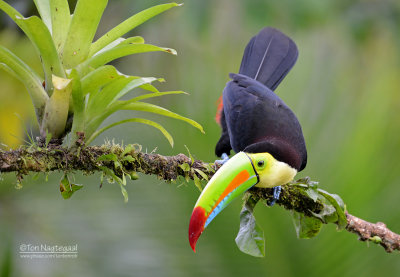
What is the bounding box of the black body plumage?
[215,27,307,171]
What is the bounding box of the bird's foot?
[267,185,282,206]
[215,153,229,165]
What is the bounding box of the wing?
[215,107,232,157]
[223,74,307,171]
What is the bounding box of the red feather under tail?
[215,96,223,125]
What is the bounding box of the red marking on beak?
[188,206,207,252]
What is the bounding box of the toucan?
[188,27,308,252]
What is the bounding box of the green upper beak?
[188,152,259,251]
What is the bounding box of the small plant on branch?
[0,0,203,147]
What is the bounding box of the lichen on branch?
[0,143,399,253]
[0,142,216,182]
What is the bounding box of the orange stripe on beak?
[208,169,250,218]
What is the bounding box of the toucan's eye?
[257,160,265,168]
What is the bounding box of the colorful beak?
[188,152,259,252]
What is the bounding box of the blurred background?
[0,0,400,276]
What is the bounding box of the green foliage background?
[0,0,400,276]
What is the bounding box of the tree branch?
[1,143,399,253]
[345,212,400,252]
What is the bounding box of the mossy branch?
[0,142,399,253]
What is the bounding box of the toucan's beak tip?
[189,240,197,253]
[189,230,198,252]
[188,206,207,253]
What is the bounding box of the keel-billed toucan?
[189,27,308,252]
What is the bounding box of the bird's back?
[215,27,307,171]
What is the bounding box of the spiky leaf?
[128,91,187,103]
[69,69,85,140]
[81,65,122,95]
[0,46,48,120]
[86,76,159,121]
[62,0,107,68]
[0,1,64,90]
[119,102,204,133]
[86,118,173,146]
[89,2,181,56]
[33,0,52,29]
[50,0,71,53]
[83,44,176,72]
[18,16,65,90]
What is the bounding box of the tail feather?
[238,27,298,91]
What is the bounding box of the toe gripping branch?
[267,185,282,206]
[215,153,229,165]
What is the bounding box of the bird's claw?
[215,153,229,165]
[267,185,282,206]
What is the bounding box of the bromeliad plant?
[0,0,203,146]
